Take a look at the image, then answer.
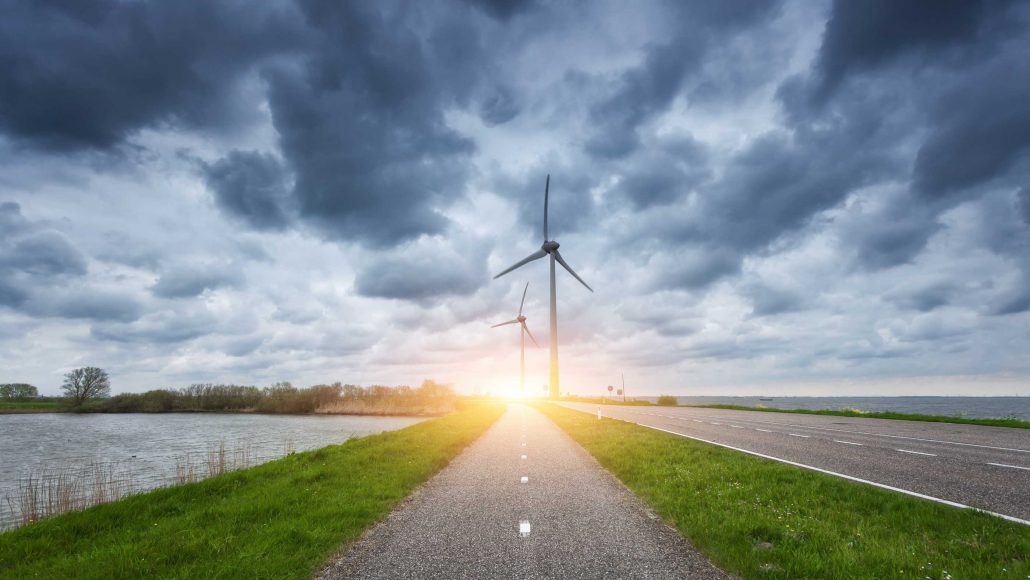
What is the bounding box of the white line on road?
[896,449,937,457]
[755,429,772,432]
[710,422,721,425]
[987,462,1030,471]
[788,433,810,438]
[634,423,1030,527]
[730,425,744,429]
[522,442,526,446]
[521,454,527,460]
[658,411,1030,454]
[520,476,529,483]
[519,520,531,537]
[834,440,864,446]
[693,420,703,423]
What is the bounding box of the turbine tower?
[494,174,593,399]
[491,282,539,396]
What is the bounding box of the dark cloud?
[151,264,243,299]
[0,0,301,150]
[203,151,292,231]
[0,278,27,307]
[461,0,535,20]
[478,86,521,126]
[2,231,88,277]
[745,283,804,316]
[838,193,941,270]
[355,237,487,301]
[616,136,710,209]
[44,290,143,322]
[1019,188,1030,225]
[260,2,484,247]
[912,52,1030,199]
[885,283,953,313]
[815,0,1011,98]
[584,0,782,159]
[92,309,217,344]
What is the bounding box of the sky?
[1,0,1029,398]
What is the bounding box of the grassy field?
[0,401,504,579]
[690,404,1030,429]
[539,403,1030,579]
[0,401,62,412]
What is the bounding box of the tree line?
[3,367,457,415]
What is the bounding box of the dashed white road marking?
[522,442,526,447]
[692,420,703,423]
[834,440,864,446]
[730,425,744,429]
[520,476,529,483]
[755,428,772,433]
[896,449,937,457]
[987,462,1030,471]
[521,454,527,460]
[519,520,531,537]
[710,422,721,425]
[604,405,1030,454]
[788,433,810,438]
[631,422,1030,527]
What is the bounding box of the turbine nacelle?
[542,240,560,253]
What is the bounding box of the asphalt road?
[561,402,1030,523]
[320,404,725,579]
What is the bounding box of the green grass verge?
[538,403,1030,579]
[0,401,62,412]
[0,401,504,579]
[689,404,1030,429]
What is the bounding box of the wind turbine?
[494,174,592,399]
[491,282,539,396]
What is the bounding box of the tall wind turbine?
[491,282,539,396]
[494,174,592,399]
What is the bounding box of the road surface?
[562,402,1030,523]
[320,404,725,579]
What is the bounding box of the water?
[632,396,1030,420]
[0,412,425,528]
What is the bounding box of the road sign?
[607,385,613,392]
[617,389,623,396]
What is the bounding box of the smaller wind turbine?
[491,282,539,396]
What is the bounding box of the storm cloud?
[1,0,1028,395]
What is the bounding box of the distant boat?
[759,397,773,401]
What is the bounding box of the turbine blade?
[543,174,550,241]
[518,282,529,316]
[554,250,593,292]
[491,319,520,328]
[493,249,546,279]
[522,321,540,347]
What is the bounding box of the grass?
[0,401,504,579]
[538,403,1030,579]
[690,404,1030,429]
[0,401,62,412]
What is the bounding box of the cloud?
[260,2,486,247]
[584,0,782,159]
[355,235,487,301]
[0,0,301,150]
[151,264,244,299]
[2,231,88,277]
[814,0,1011,98]
[203,150,292,230]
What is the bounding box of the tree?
[61,367,111,406]
[657,394,678,406]
[0,383,38,401]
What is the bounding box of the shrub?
[657,395,678,406]
[0,383,38,401]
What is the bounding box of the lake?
[0,412,425,529]
[633,396,1030,420]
